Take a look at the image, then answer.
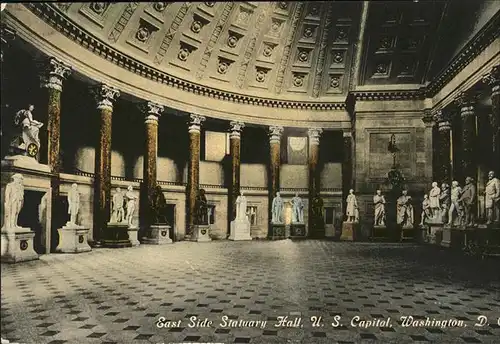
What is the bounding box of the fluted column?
[455,91,478,180]
[308,128,323,237]
[186,114,205,235]
[433,110,452,185]
[422,110,435,181]
[228,121,244,224]
[140,102,164,227]
[92,84,120,243]
[268,126,283,236]
[341,131,353,219]
[483,65,500,174]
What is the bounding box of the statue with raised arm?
[112,187,125,223]
[271,192,284,223]
[429,182,440,219]
[420,194,431,226]
[397,189,414,228]
[67,183,80,225]
[12,105,44,157]
[448,181,463,226]
[235,191,248,221]
[346,189,359,222]
[125,185,138,227]
[291,192,304,223]
[485,171,500,224]
[373,190,386,226]
[3,174,24,232]
[458,177,477,227]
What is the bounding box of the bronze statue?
[458,176,477,226]
[194,189,208,225]
[150,185,167,224]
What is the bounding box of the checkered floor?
[1,240,499,344]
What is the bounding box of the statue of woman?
[14,105,43,151]
[271,192,284,223]
[235,191,248,221]
[67,183,80,225]
[3,174,24,231]
[397,190,414,228]
[125,185,138,227]
[346,189,359,222]
[291,193,304,223]
[373,190,386,226]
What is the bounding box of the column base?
[142,224,172,245]
[340,222,359,241]
[1,227,39,263]
[290,223,306,239]
[229,219,252,241]
[269,223,286,240]
[127,227,141,246]
[190,225,211,242]
[102,223,132,248]
[55,224,91,253]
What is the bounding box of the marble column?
[140,102,164,227]
[268,126,283,236]
[186,114,205,235]
[483,65,500,174]
[308,128,323,237]
[228,121,244,224]
[455,91,478,180]
[433,110,452,185]
[341,131,353,219]
[422,110,435,181]
[92,85,120,243]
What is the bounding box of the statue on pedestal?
[150,185,167,224]
[67,183,80,226]
[396,189,414,228]
[125,185,138,227]
[373,190,386,227]
[12,105,44,158]
[194,189,208,225]
[3,174,24,232]
[458,176,477,226]
[485,171,500,224]
[346,189,359,222]
[235,191,248,221]
[291,193,304,224]
[429,182,441,219]
[111,187,125,223]
[312,193,324,221]
[440,183,451,223]
[420,194,431,226]
[271,192,284,223]
[448,180,463,226]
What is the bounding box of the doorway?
[18,190,45,254]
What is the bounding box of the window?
[324,207,335,225]
[207,205,216,224]
[246,206,257,226]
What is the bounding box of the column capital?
[307,128,323,145]
[433,110,451,132]
[422,109,434,127]
[188,114,205,133]
[229,121,244,139]
[343,131,353,138]
[140,101,164,124]
[269,126,284,143]
[93,84,120,111]
[483,65,499,95]
[40,57,72,91]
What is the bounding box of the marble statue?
[3,174,24,231]
[429,182,441,218]
[448,180,463,226]
[373,190,386,227]
[235,191,248,221]
[291,193,304,223]
[125,185,138,227]
[458,176,477,226]
[271,192,284,223]
[420,194,431,226]
[151,185,167,224]
[13,105,43,155]
[195,189,208,225]
[346,189,359,222]
[485,171,500,224]
[112,187,125,223]
[67,183,80,225]
[396,189,414,228]
[440,183,451,223]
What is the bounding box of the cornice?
[350,89,426,101]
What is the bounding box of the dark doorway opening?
[18,190,45,254]
[50,195,69,252]
[165,204,176,241]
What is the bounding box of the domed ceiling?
[25,1,447,102]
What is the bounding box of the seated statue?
[194,189,208,225]
[150,185,168,224]
[458,176,477,227]
[11,105,43,158]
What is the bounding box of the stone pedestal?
[1,227,39,263]
[190,225,211,242]
[55,223,91,253]
[128,227,140,246]
[341,222,358,241]
[441,225,455,248]
[142,224,172,245]
[401,225,414,241]
[427,222,444,245]
[290,223,306,239]
[270,223,286,240]
[102,223,131,248]
[372,225,388,240]
[229,219,252,241]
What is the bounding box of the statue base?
[371,225,388,240]
[1,227,39,263]
[1,154,50,173]
[127,226,140,246]
[102,223,131,248]
[191,225,211,242]
[340,222,358,241]
[142,224,172,245]
[290,223,306,239]
[55,224,91,253]
[229,219,252,241]
[400,225,414,241]
[269,223,286,240]
[427,222,444,245]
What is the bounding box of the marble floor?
[1,240,499,344]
